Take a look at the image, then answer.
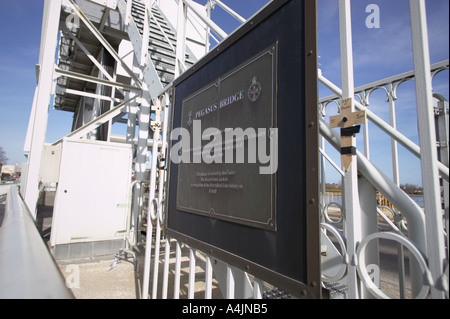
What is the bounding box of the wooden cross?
[329,98,367,172]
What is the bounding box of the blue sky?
[0,0,448,186]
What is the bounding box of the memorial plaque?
[176,44,277,231]
[166,0,320,298]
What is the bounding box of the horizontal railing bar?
[319,71,449,182]
[54,68,142,92]
[0,185,73,299]
[319,60,449,103]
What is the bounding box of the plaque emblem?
[248,76,262,102]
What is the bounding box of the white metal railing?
[127,0,449,299]
[122,0,277,300]
[318,58,448,298]
[319,60,449,181]
[0,185,73,298]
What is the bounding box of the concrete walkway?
[57,257,139,299]
[56,240,224,299]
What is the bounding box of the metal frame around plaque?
[166,0,321,299]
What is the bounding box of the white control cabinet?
[50,139,132,252]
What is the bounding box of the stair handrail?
[0,185,73,298]
[182,0,227,41]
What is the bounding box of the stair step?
[127,0,197,86]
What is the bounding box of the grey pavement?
[34,190,222,299]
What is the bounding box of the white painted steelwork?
[17,0,449,299]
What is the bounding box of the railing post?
[162,237,171,299]
[226,266,235,299]
[188,248,196,299]
[174,241,182,299]
[435,99,449,267]
[387,83,401,186]
[125,0,132,26]
[142,97,162,299]
[205,0,213,54]
[205,255,213,299]
[338,0,362,299]
[409,0,447,299]
[175,0,187,77]
[141,0,149,66]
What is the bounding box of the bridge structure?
[0,0,448,299]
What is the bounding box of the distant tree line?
[0,146,8,165]
[400,183,423,195]
[325,182,423,195]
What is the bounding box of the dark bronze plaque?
[176,44,277,231]
[167,0,320,298]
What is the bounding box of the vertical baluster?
[253,278,263,299]
[174,241,181,299]
[226,266,235,299]
[151,200,162,299]
[410,0,446,299]
[188,248,196,299]
[125,0,132,26]
[162,237,170,299]
[205,255,213,299]
[140,1,149,66]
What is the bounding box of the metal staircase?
[53,0,198,124]
[128,0,195,86]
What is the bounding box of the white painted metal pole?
[151,204,162,299]
[22,87,39,196]
[188,248,196,299]
[142,114,161,299]
[205,255,213,299]
[24,0,62,217]
[387,83,407,298]
[141,210,153,299]
[409,0,446,299]
[226,266,235,299]
[125,0,132,26]
[162,237,171,299]
[175,0,187,77]
[361,92,370,159]
[387,83,400,186]
[174,241,182,299]
[213,0,246,24]
[205,0,212,54]
[152,94,170,298]
[338,0,362,299]
[141,2,149,66]
[253,278,263,299]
